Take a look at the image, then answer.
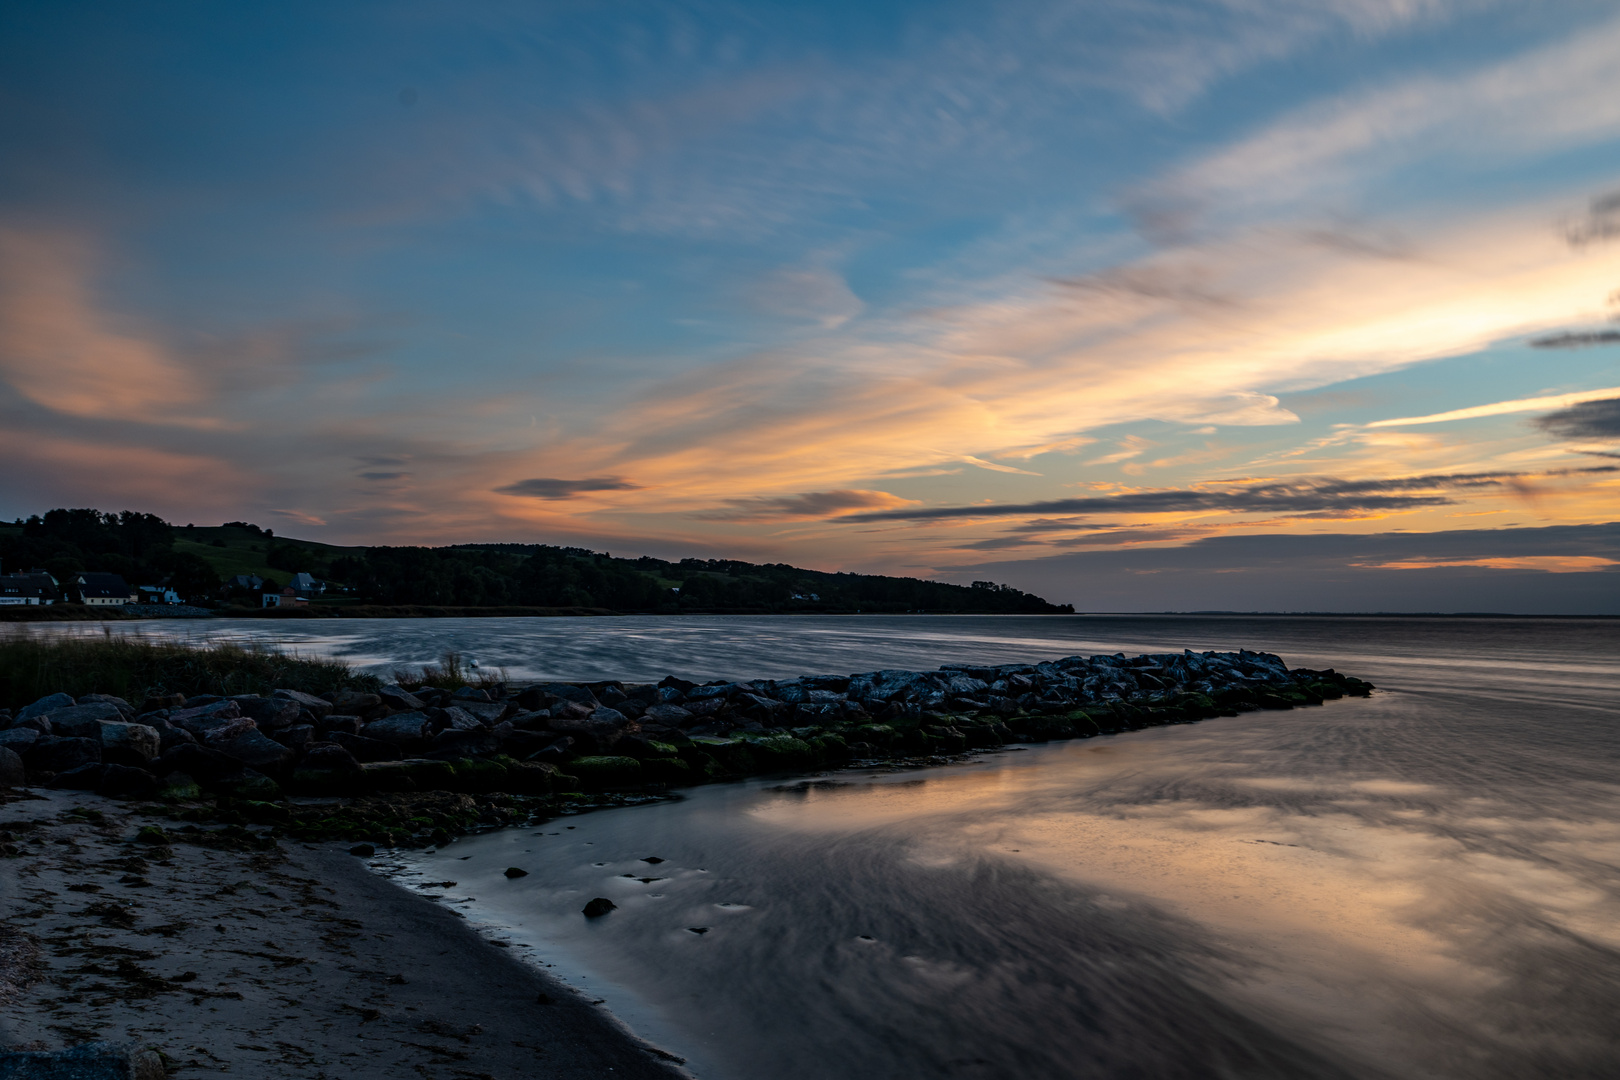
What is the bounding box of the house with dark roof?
[0,571,57,606]
[288,572,325,597]
[76,572,136,606]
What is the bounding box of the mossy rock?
[569,755,643,790]
[450,757,510,794]
[1011,715,1074,741]
[747,736,816,771]
[1060,711,1101,737]
[810,733,849,762]
[362,758,458,793]
[158,771,203,801]
[852,724,895,746]
[640,757,691,785]
[213,770,282,800]
[717,743,758,775]
[900,728,935,753]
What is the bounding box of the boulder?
[319,715,363,737]
[582,897,616,917]
[0,746,25,787]
[271,724,316,754]
[47,763,106,790]
[427,729,499,758]
[214,729,295,773]
[157,771,202,800]
[139,692,187,713]
[197,717,260,746]
[436,706,486,732]
[549,707,637,750]
[329,690,385,718]
[38,702,125,738]
[448,756,509,793]
[168,700,243,736]
[77,693,134,715]
[452,700,508,725]
[363,713,430,746]
[25,736,102,775]
[505,709,552,731]
[15,692,74,723]
[331,732,402,762]
[99,722,162,766]
[99,764,160,800]
[643,704,693,726]
[378,685,426,711]
[526,736,574,765]
[0,727,41,753]
[451,686,493,703]
[289,744,364,796]
[231,696,301,729]
[156,724,196,753]
[272,688,333,719]
[504,761,557,794]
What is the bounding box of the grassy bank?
[0,633,377,709]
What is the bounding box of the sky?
[1,0,1618,612]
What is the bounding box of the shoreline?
[0,787,689,1077]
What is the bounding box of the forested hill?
[0,510,1073,614]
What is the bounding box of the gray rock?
[301,744,362,773]
[157,743,244,784]
[549,707,637,749]
[272,724,316,753]
[319,715,363,737]
[363,712,430,745]
[0,746,24,787]
[198,717,260,746]
[642,703,693,725]
[0,728,40,753]
[453,700,508,725]
[272,688,332,719]
[43,703,127,739]
[168,700,243,736]
[378,685,426,711]
[15,692,74,723]
[230,696,301,729]
[450,686,493,703]
[76,693,134,716]
[437,706,486,731]
[0,1040,165,1079]
[99,722,161,765]
[215,729,295,772]
[427,729,500,757]
[25,736,102,775]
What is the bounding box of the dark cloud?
[845,470,1612,523]
[1535,398,1620,441]
[692,489,909,522]
[1529,331,1620,349]
[359,471,411,481]
[495,477,640,499]
[1565,190,1620,248]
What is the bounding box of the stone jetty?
[0,650,1372,814]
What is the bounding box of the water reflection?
[395,619,1620,1080]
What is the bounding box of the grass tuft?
[0,631,378,710]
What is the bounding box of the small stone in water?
[582,897,617,918]
[641,856,665,864]
[688,926,710,934]
[349,843,376,857]
[504,867,529,878]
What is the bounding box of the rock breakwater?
[0,650,1371,833]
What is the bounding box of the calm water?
[26,615,1620,1077]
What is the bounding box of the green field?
[170,525,362,584]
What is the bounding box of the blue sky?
[2,1,1618,610]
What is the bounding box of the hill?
[0,510,1072,615]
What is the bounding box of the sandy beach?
[0,787,687,1078]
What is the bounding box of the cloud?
[692,489,917,522]
[0,228,206,422]
[844,468,1616,522]
[494,477,641,499]
[1131,17,1620,235]
[1530,330,1620,349]
[1535,398,1620,441]
[749,266,864,329]
[954,523,1620,613]
[1367,386,1620,428]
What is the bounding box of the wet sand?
[0,788,687,1078]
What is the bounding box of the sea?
[23,614,1620,1078]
